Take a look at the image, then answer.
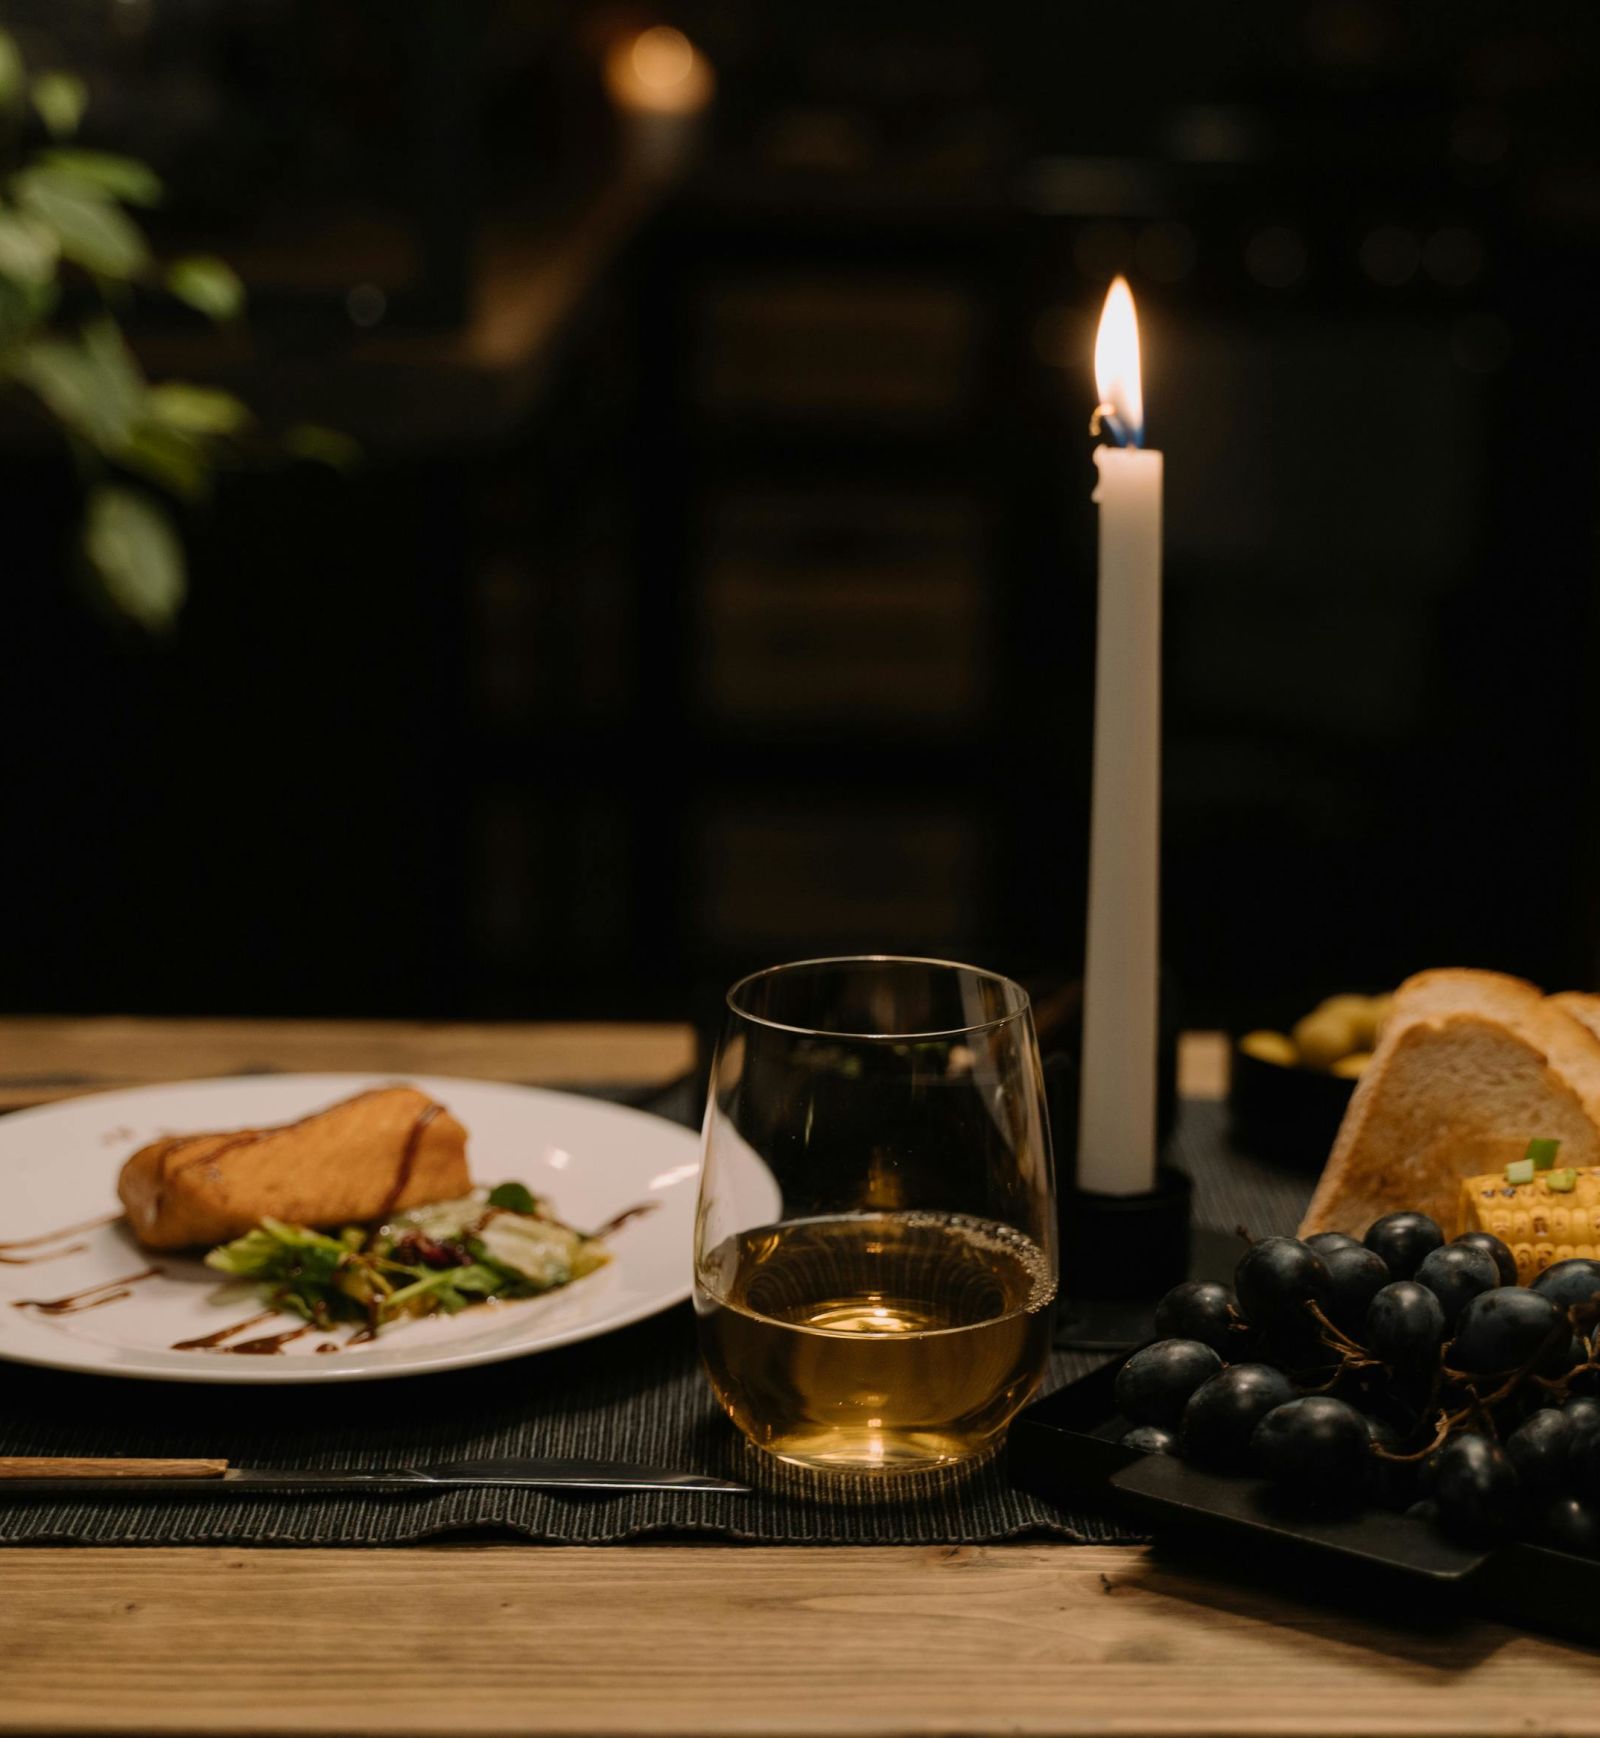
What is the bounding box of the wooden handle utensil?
[0,1457,229,1480]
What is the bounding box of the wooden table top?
[0,1017,1593,1738]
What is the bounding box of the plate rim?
[0,1071,702,1385]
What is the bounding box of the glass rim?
[723,954,1034,1042]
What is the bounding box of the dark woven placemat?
[0,1092,1312,1547]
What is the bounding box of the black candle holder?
[1017,965,1196,1347]
[1054,1165,1192,1347]
[1060,1163,1192,1300]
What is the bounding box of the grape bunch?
[1113,1212,1600,1552]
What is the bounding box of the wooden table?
[1,1018,1595,1738]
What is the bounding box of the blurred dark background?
[3,0,1598,1031]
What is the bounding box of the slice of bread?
[1299,970,1600,1239]
[1551,991,1600,1048]
[118,1085,470,1250]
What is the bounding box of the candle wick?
[1090,403,1141,449]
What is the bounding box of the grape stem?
[1296,1298,1591,1464]
[1530,1329,1600,1400]
[1304,1299,1370,1361]
[1371,1406,1461,1465]
[1372,1316,1582,1460]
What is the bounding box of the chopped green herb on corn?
[1461,1163,1600,1282]
[1527,1137,1562,1172]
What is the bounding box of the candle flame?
[603,25,714,116]
[631,26,696,90]
[1093,276,1144,445]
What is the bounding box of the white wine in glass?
[694,957,1057,1474]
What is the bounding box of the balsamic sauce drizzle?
[378,1102,443,1218]
[13,1266,162,1314]
[590,1200,659,1239]
[170,1310,280,1352]
[225,1323,316,1355]
[0,1242,88,1266]
[0,1211,122,1265]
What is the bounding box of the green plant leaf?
[13,167,148,278]
[81,313,145,400]
[0,208,58,284]
[31,71,87,140]
[11,317,144,452]
[0,31,25,110]
[165,254,243,322]
[0,275,55,351]
[119,423,210,501]
[13,339,128,450]
[37,149,162,208]
[82,484,185,627]
[80,318,146,457]
[282,423,360,469]
[146,381,251,435]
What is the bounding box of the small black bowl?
[1228,1044,1356,1173]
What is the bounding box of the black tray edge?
[1008,1363,1600,1650]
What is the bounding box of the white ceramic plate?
[0,1073,704,1384]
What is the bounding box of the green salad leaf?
[486,1181,537,1214]
[202,1186,609,1341]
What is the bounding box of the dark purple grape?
[1319,1241,1391,1333]
[1452,1231,1516,1288]
[1153,1281,1241,1357]
[1415,1245,1500,1327]
[1366,1280,1447,1367]
[1305,1231,1362,1258]
[1533,1495,1600,1557]
[1531,1259,1600,1312]
[1251,1397,1369,1501]
[1180,1364,1296,1471]
[1363,1413,1420,1509]
[1506,1408,1571,1493]
[1115,1339,1224,1429]
[1449,1287,1563,1374]
[1363,1212,1444,1281]
[1576,1420,1600,1503]
[1538,1333,1588,1377]
[1234,1238,1332,1332]
[1569,1357,1600,1398]
[1432,1433,1519,1545]
[1120,1424,1178,1455]
[1563,1397,1600,1478]
[1405,1497,1439,1524]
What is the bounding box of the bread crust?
[1299,970,1600,1239]
[117,1085,470,1250]
[1551,991,1600,1048]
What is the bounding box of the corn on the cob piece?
[1459,1168,1600,1283]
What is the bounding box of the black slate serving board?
[1009,1359,1600,1649]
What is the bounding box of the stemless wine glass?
[694,956,1057,1474]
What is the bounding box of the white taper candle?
[1078,278,1163,1196]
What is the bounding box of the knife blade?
[0,1455,749,1495]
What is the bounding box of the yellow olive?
[1292,1008,1362,1070]
[1330,1051,1372,1079]
[1314,992,1394,1050]
[1239,1030,1298,1068]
